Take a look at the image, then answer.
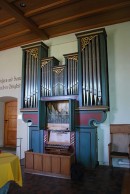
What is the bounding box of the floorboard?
[7,165,129,194]
[121,173,130,194]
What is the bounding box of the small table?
[0,153,22,193]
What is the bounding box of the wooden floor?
[121,172,130,194]
[0,152,130,194]
[7,164,130,194]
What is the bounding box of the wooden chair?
[108,124,130,167]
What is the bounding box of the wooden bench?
[108,124,130,166]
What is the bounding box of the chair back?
[110,124,130,153]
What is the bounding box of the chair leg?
[109,156,112,167]
[128,157,130,173]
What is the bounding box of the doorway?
[0,96,17,152]
[4,101,17,148]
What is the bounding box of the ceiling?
[0,0,130,51]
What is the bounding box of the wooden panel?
[25,152,34,169]
[14,0,72,16]
[0,0,130,50]
[51,156,60,174]
[7,131,16,143]
[108,124,130,166]
[110,124,130,134]
[0,32,40,51]
[112,134,130,153]
[60,157,70,176]
[45,6,130,37]
[34,154,43,171]
[24,152,74,178]
[43,154,52,172]
[76,128,97,168]
[30,129,40,153]
[0,10,10,22]
[4,101,17,147]
[1,0,130,51]
[77,131,90,166]
[33,0,130,28]
[0,22,29,39]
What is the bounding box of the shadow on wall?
[0,96,17,102]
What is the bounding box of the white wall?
[0,47,27,158]
[107,22,130,123]
[0,21,130,165]
[97,22,130,166]
[44,33,77,63]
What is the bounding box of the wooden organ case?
[22,28,109,176]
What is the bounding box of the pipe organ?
[52,65,67,96]
[21,28,109,171]
[41,54,78,97]
[41,57,59,97]
[21,42,48,109]
[76,29,109,108]
[64,53,78,95]
[24,48,39,108]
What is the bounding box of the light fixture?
[19,2,26,8]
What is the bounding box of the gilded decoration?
[81,35,97,50]
[26,48,38,58]
[67,55,78,62]
[41,59,51,67]
[53,67,64,75]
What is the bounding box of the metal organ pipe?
[41,59,52,97]
[70,59,73,94]
[35,57,38,108]
[24,51,29,108]
[48,62,51,96]
[88,41,93,106]
[24,48,39,108]
[67,58,70,95]
[96,36,102,105]
[27,51,31,108]
[82,48,86,106]
[92,38,97,105]
[30,55,33,108]
[66,54,78,95]
[85,45,89,106]
[81,35,102,107]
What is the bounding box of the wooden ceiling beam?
[0,17,15,27]
[0,0,130,51]
[1,0,49,40]
[45,6,130,38]
[38,0,130,29]
[0,29,30,41]
[0,32,40,51]
[24,0,72,17]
